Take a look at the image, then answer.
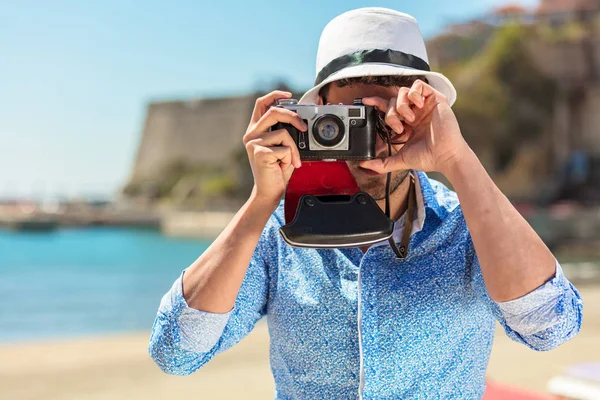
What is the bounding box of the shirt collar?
[369,170,444,249]
[415,170,456,222]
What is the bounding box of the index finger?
[362,96,390,113]
[408,80,442,108]
[251,91,293,124]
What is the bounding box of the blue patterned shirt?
[149,171,583,399]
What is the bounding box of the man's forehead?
[325,82,398,103]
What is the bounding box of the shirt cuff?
[158,270,233,353]
[495,259,570,335]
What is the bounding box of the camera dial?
[276,98,298,106]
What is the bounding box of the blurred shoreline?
[0,203,161,231]
[1,201,599,252]
[0,202,238,239]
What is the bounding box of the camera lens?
[313,115,345,147]
[319,122,338,140]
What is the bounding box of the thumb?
[283,163,295,183]
[359,154,408,174]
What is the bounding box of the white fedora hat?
[299,8,457,106]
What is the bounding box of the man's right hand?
[180,91,306,314]
[243,91,307,204]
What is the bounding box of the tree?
[445,23,557,173]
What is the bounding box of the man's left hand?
[360,79,470,175]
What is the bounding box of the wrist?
[441,146,480,185]
[438,144,475,179]
[248,186,281,215]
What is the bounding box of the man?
[149,8,583,399]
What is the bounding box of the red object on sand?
[483,381,558,400]
[284,161,360,224]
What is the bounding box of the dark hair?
[319,75,429,103]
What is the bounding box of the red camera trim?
[284,161,361,224]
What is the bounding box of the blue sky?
[0,0,538,199]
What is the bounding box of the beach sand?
[1,287,598,400]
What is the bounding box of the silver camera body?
[272,99,378,160]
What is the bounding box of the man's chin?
[355,178,387,200]
[348,163,391,199]
[352,168,410,201]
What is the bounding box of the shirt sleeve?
[148,222,274,375]
[468,238,584,351]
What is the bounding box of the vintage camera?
[272,98,378,160]
[271,99,395,249]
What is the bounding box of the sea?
[1,227,598,344]
[0,227,210,343]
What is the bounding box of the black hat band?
[314,49,431,86]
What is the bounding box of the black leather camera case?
[279,192,394,248]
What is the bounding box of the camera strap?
[386,172,416,260]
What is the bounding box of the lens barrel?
[312,115,345,148]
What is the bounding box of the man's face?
[321,82,410,200]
